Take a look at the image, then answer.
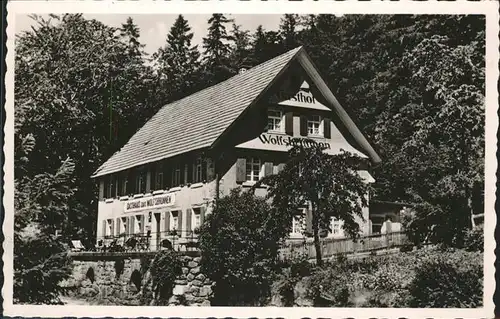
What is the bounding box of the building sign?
[124,194,175,213]
[258,134,331,149]
[276,89,316,104]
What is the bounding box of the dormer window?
[307,115,322,136]
[267,109,283,132]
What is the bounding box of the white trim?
[119,196,129,201]
[152,189,165,195]
[105,198,114,203]
[190,182,204,189]
[133,193,144,199]
[168,186,181,193]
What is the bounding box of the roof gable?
[93,46,381,178]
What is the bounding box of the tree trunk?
[312,203,323,266]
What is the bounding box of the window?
[331,217,342,235]
[291,215,306,235]
[206,158,215,181]
[136,169,146,194]
[172,166,181,186]
[307,115,322,136]
[192,208,201,230]
[267,109,283,132]
[246,157,262,182]
[170,212,179,230]
[193,157,203,183]
[120,217,127,235]
[155,171,163,190]
[107,219,113,237]
[122,175,128,196]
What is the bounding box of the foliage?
[273,254,312,306]
[198,189,288,306]
[407,248,483,307]
[463,228,484,252]
[259,142,370,265]
[149,250,183,301]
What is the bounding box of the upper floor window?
[331,217,342,235]
[193,157,203,183]
[267,109,283,132]
[246,157,262,182]
[307,115,322,136]
[172,166,182,187]
[136,169,147,194]
[155,171,164,190]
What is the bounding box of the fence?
[279,231,408,261]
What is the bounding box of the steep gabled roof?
[92,46,380,178]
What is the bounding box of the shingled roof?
[92,46,381,178]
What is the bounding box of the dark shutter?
[202,159,207,182]
[277,163,285,173]
[285,112,294,136]
[235,158,247,183]
[165,211,170,233]
[177,211,183,236]
[150,165,156,191]
[305,209,313,236]
[116,218,121,236]
[264,162,274,177]
[140,215,145,235]
[200,206,206,225]
[111,176,116,198]
[102,220,107,238]
[186,209,192,233]
[300,116,308,136]
[323,118,331,139]
[129,216,135,235]
[110,219,115,238]
[125,218,129,236]
[99,180,104,201]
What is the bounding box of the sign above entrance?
[124,194,175,213]
[269,81,330,111]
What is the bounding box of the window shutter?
[264,162,274,177]
[139,215,145,235]
[129,216,135,235]
[235,158,247,183]
[116,218,121,236]
[323,118,331,139]
[285,112,294,135]
[146,171,151,193]
[111,176,116,198]
[202,159,207,182]
[177,211,183,236]
[186,209,192,233]
[99,180,104,201]
[150,166,156,191]
[305,209,313,236]
[102,220,107,237]
[125,218,129,236]
[277,163,285,173]
[165,211,170,232]
[200,206,206,225]
[300,116,308,136]
[110,219,115,238]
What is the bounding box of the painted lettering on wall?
[276,89,316,104]
[124,194,175,213]
[258,134,331,149]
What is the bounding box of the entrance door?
[155,213,161,251]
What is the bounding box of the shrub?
[198,189,290,306]
[149,250,182,301]
[273,253,312,306]
[463,228,483,252]
[407,249,483,307]
[305,265,351,307]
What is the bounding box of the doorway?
[154,213,161,251]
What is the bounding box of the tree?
[258,141,370,266]
[198,189,289,306]
[119,17,145,59]
[202,14,234,85]
[228,23,252,71]
[250,25,284,65]
[279,14,300,50]
[154,14,201,101]
[14,131,74,304]
[15,14,158,239]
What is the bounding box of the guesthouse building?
[91,47,382,250]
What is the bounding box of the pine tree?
[228,23,252,71]
[154,14,201,101]
[279,14,300,50]
[202,14,234,85]
[119,17,145,58]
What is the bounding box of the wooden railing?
[279,231,408,261]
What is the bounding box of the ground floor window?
[331,217,342,235]
[192,208,201,230]
[170,211,179,231]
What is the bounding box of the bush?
[149,250,182,301]
[305,265,351,307]
[463,228,483,252]
[273,254,313,306]
[407,249,483,307]
[198,189,290,306]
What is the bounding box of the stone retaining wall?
[64,251,214,306]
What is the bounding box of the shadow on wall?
[130,269,142,291]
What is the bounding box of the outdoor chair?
[70,240,85,252]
